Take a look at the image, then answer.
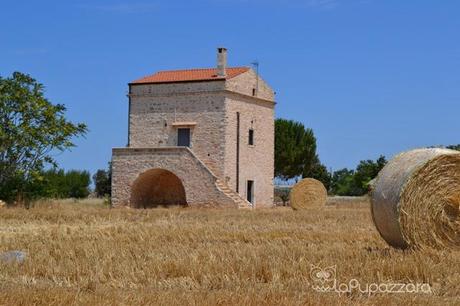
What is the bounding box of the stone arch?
[130,168,187,208]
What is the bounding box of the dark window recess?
[177,128,191,147]
[252,88,256,96]
[248,129,254,145]
[247,180,254,204]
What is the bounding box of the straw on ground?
[0,198,458,305]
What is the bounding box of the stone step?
[215,179,252,209]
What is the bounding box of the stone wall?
[225,68,275,101]
[111,147,236,207]
[129,89,227,177]
[130,80,225,96]
[223,95,275,207]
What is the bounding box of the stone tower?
[111,48,275,208]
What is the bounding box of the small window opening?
[248,129,254,145]
[178,128,191,147]
[247,180,254,204]
[252,88,256,96]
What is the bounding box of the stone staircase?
[181,148,252,209]
[201,160,222,180]
[215,179,253,209]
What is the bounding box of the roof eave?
[128,78,227,86]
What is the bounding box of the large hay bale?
[371,148,460,249]
[290,178,327,209]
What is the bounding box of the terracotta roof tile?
[130,67,249,84]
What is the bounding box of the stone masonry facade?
[111,48,275,208]
[112,147,236,207]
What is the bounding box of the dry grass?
[0,198,459,305]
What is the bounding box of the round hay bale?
[0,200,6,208]
[290,178,327,209]
[371,148,460,250]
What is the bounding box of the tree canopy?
[274,118,331,188]
[330,156,387,196]
[0,72,87,203]
[93,162,112,198]
[275,118,317,180]
[32,169,91,199]
[446,144,460,151]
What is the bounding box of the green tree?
[330,168,355,196]
[353,155,387,194]
[303,156,331,192]
[45,169,67,198]
[0,72,87,203]
[275,118,317,180]
[330,156,387,196]
[34,169,90,199]
[31,168,66,199]
[446,144,460,151]
[64,170,91,199]
[93,162,112,198]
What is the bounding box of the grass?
[0,199,458,305]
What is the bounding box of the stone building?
[111,48,275,208]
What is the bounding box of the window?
[252,88,256,96]
[177,128,191,147]
[248,129,254,145]
[247,180,254,204]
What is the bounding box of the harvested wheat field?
[0,199,459,305]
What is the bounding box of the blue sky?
[1,0,460,176]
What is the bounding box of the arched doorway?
[130,169,187,208]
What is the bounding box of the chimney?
[216,47,227,77]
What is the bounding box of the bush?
[93,163,112,198]
[27,169,91,200]
[330,156,387,196]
